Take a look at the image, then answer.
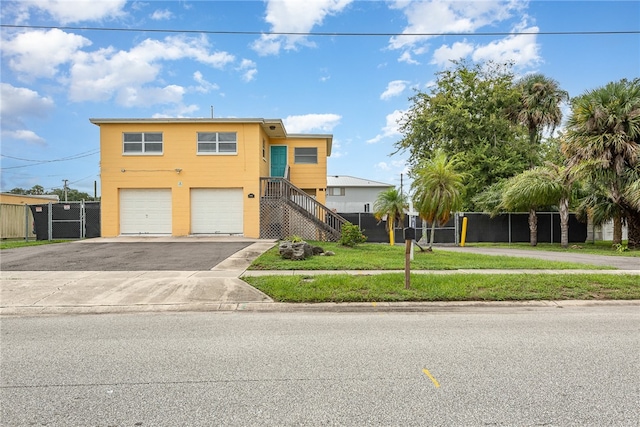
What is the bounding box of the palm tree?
[501,167,563,246]
[410,150,466,249]
[515,74,569,166]
[564,79,640,249]
[373,188,408,246]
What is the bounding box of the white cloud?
[398,51,419,65]
[192,71,219,93]
[237,59,258,82]
[19,0,127,24]
[388,0,527,62]
[151,9,173,20]
[376,162,391,171]
[472,27,541,68]
[2,29,92,79]
[0,83,54,130]
[380,80,409,100]
[68,35,235,105]
[116,85,185,107]
[1,129,46,146]
[152,104,200,118]
[284,114,342,133]
[431,41,474,67]
[252,0,353,55]
[367,110,404,144]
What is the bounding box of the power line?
[0,150,99,170]
[2,24,639,37]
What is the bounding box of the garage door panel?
[191,189,243,234]
[120,189,172,235]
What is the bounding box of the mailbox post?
[403,227,415,289]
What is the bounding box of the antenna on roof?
[210,106,214,118]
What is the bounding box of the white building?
[326,175,394,213]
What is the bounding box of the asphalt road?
[0,241,253,271]
[2,307,639,426]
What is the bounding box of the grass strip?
[243,273,640,303]
[248,242,612,270]
[0,240,70,250]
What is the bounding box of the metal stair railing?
[260,177,347,241]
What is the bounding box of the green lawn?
[0,240,69,250]
[469,241,639,257]
[245,241,639,302]
[243,273,640,303]
[248,241,613,270]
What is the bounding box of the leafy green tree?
[8,188,28,195]
[50,187,92,202]
[514,74,569,166]
[564,78,640,249]
[410,150,466,249]
[395,60,529,209]
[373,188,408,246]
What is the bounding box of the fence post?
[24,204,30,242]
[508,212,512,244]
[81,200,86,239]
[48,202,53,241]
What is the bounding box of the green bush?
[339,222,367,247]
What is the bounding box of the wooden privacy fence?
[0,204,36,240]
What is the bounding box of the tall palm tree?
[411,150,466,249]
[564,79,640,249]
[501,167,563,246]
[373,188,408,246]
[515,74,569,166]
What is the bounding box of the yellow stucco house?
[91,118,345,240]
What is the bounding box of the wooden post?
[405,238,411,289]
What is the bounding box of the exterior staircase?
[259,177,347,241]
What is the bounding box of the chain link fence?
[22,201,101,241]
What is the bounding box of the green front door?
[270,146,287,177]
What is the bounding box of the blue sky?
[1,0,639,196]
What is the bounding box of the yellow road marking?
[371,302,377,307]
[422,368,440,388]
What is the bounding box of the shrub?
[339,222,367,247]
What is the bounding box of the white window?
[197,132,237,154]
[327,187,345,196]
[294,147,317,164]
[123,132,163,154]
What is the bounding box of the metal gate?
[30,201,101,240]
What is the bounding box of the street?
[2,306,639,426]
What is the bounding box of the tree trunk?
[559,197,569,249]
[429,221,436,249]
[627,210,640,250]
[529,208,538,247]
[612,216,622,245]
[389,222,395,246]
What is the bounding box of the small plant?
[614,243,629,253]
[286,235,304,243]
[339,222,367,247]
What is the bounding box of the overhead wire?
[1,24,639,37]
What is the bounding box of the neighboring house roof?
[327,175,394,188]
[0,193,59,204]
[89,117,333,156]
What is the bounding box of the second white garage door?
[191,188,243,235]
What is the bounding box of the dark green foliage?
[339,222,367,247]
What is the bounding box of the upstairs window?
[123,132,163,154]
[197,132,237,154]
[327,187,345,196]
[294,147,318,164]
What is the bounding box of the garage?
[120,189,172,235]
[191,188,243,234]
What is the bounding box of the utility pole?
[62,179,69,202]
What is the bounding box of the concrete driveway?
[1,237,277,315]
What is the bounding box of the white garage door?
[120,189,172,235]
[191,188,243,234]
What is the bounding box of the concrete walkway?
[1,241,639,316]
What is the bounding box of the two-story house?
[91,118,345,240]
